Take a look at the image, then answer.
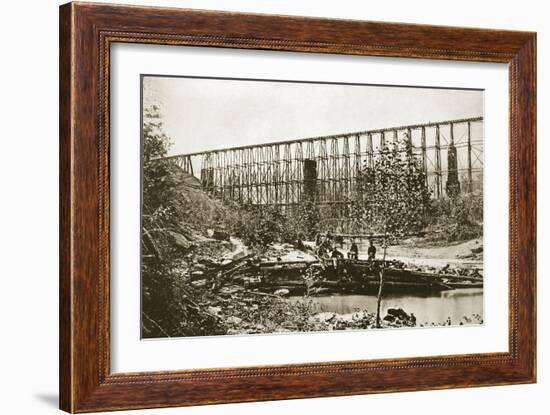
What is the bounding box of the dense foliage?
[286,196,321,240]
[353,140,431,239]
[428,193,483,242]
[228,196,320,248]
[141,105,228,337]
[231,205,287,248]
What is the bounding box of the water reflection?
[289,288,483,327]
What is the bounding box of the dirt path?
[360,238,483,269]
[386,238,483,259]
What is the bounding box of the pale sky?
[142,75,483,157]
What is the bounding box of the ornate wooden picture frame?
[59,2,536,412]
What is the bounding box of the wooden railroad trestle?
[161,117,484,232]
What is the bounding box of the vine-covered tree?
[353,137,431,327]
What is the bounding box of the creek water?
[289,288,483,326]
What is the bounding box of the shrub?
[231,205,287,248]
[428,193,483,242]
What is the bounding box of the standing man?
[330,247,344,280]
[367,239,377,261]
[326,231,333,245]
[348,239,359,260]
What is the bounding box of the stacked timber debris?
[212,244,484,297]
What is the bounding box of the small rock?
[226,316,242,325]
[168,231,193,249]
[315,312,337,322]
[212,229,230,241]
[274,288,290,296]
[207,306,222,315]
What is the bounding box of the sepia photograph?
[140,75,484,339]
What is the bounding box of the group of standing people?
[314,232,377,261]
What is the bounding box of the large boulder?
[386,307,410,321]
[167,231,194,250]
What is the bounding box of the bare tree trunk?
[375,244,387,328]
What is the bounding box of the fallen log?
[210,254,256,292]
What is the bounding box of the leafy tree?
[284,196,320,241]
[353,138,431,327]
[141,104,225,337]
[142,105,179,229]
[232,205,287,248]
